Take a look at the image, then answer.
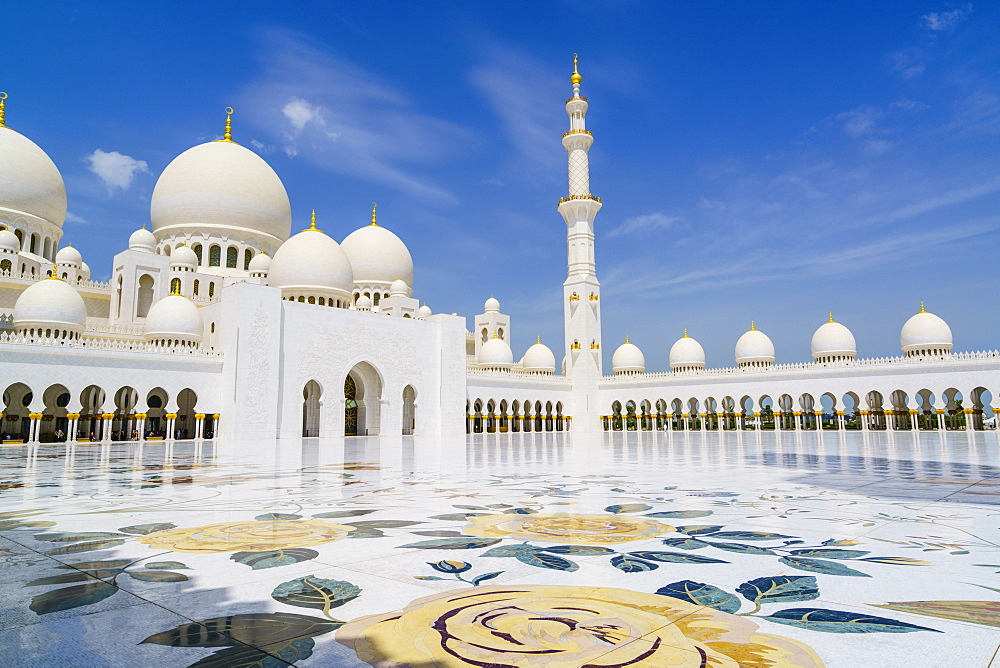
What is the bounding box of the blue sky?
[5,2,999,371]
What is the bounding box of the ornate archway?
[344,375,358,436]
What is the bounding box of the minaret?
[559,54,604,429]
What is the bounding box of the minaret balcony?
[558,194,602,204]
[562,129,592,138]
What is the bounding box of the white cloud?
[836,107,879,137]
[607,212,677,238]
[888,48,925,79]
[922,5,972,30]
[236,29,468,202]
[482,177,505,187]
[84,149,149,191]
[64,211,87,224]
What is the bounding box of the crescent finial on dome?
[222,107,234,143]
[571,53,582,86]
[0,92,6,128]
[920,301,926,313]
[625,334,630,344]
[371,202,378,226]
[829,311,835,323]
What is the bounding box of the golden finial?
[750,320,756,331]
[141,222,147,230]
[222,107,234,142]
[304,209,323,232]
[625,335,630,344]
[0,92,6,128]
[683,328,688,338]
[170,281,181,295]
[828,311,835,323]
[371,202,378,226]
[537,335,541,344]
[920,301,926,313]
[68,241,73,247]
[571,53,582,86]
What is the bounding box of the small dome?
[247,251,271,273]
[13,277,86,336]
[417,304,432,318]
[522,339,556,374]
[128,226,156,252]
[144,293,204,344]
[356,294,373,310]
[735,324,774,366]
[150,140,291,243]
[79,261,91,281]
[484,296,500,313]
[170,245,198,268]
[811,315,856,360]
[669,331,705,370]
[479,336,514,368]
[0,126,67,227]
[900,305,953,356]
[0,229,19,252]
[612,338,645,375]
[268,219,354,299]
[56,245,82,266]
[340,222,414,288]
[389,278,409,297]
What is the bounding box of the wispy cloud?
[471,45,564,179]
[922,5,972,31]
[888,48,925,79]
[64,211,87,224]
[84,149,149,192]
[238,29,470,202]
[607,212,677,238]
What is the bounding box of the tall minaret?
[559,54,603,429]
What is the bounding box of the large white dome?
[735,324,774,366]
[268,219,354,299]
[811,315,856,360]
[900,305,953,356]
[144,294,204,345]
[612,338,645,375]
[522,338,556,374]
[150,140,291,243]
[669,331,705,370]
[340,223,414,288]
[0,126,67,227]
[13,277,86,336]
[479,336,514,369]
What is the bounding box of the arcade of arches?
[1,382,217,444]
[299,364,417,437]
[467,399,570,434]
[602,387,997,432]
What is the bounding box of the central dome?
[150,140,291,243]
[0,127,67,227]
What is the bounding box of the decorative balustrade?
[601,351,1000,381]
[0,269,111,291]
[85,319,145,335]
[0,330,223,358]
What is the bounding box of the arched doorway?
[303,380,322,437]
[344,376,358,436]
[402,385,416,435]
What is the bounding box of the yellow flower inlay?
[136,519,353,554]
[463,512,675,545]
[337,585,825,667]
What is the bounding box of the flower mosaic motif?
[136,519,354,553]
[462,512,676,544]
[335,584,826,667]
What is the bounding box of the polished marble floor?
[0,429,998,667]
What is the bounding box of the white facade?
[2,62,999,445]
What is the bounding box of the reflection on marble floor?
[0,429,998,667]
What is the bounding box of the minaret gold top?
[0,92,7,128]
[221,107,234,143]
[571,53,582,85]
[371,202,378,226]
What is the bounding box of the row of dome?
[610,308,955,374]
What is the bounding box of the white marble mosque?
[1,57,999,446]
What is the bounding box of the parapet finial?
[371,202,378,226]
[0,92,6,128]
[222,107,234,142]
[571,53,582,86]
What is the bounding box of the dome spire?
[304,209,323,233]
[371,202,378,226]
[920,301,926,313]
[0,92,6,128]
[683,328,688,338]
[571,53,582,86]
[750,320,756,331]
[537,335,542,344]
[828,311,835,323]
[221,107,234,143]
[625,335,630,344]
[169,280,181,295]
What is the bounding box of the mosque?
[1,59,999,444]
